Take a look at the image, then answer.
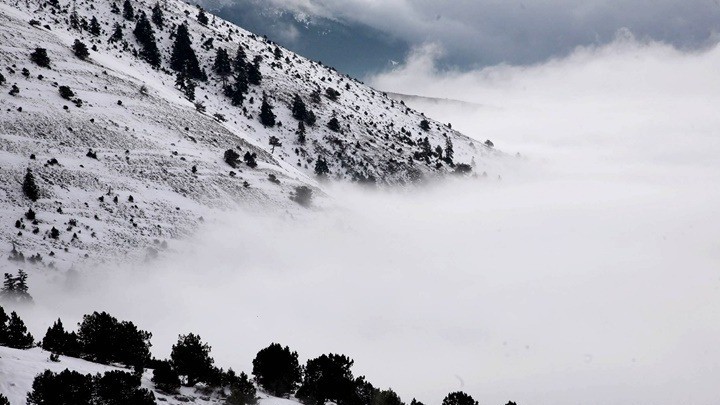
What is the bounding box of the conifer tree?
[252,343,302,397]
[327,117,341,133]
[23,168,39,201]
[110,1,120,14]
[228,67,248,106]
[72,39,89,60]
[247,59,262,85]
[213,48,232,85]
[444,137,454,164]
[259,96,276,128]
[151,2,164,28]
[30,48,50,68]
[234,45,247,71]
[243,152,258,168]
[291,94,307,122]
[420,119,430,131]
[2,273,15,297]
[269,136,281,154]
[152,360,181,393]
[184,79,196,101]
[0,305,8,344]
[133,12,161,67]
[442,392,478,405]
[6,311,34,349]
[297,121,306,144]
[69,8,80,30]
[109,23,123,43]
[314,156,330,177]
[0,393,8,405]
[122,0,134,21]
[42,318,80,356]
[89,16,101,36]
[170,23,206,81]
[197,7,209,25]
[227,371,257,405]
[171,333,215,386]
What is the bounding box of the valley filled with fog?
[14,37,720,405]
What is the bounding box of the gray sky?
[203,0,720,77]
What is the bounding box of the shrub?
[252,343,302,397]
[325,87,340,101]
[59,85,74,100]
[30,48,50,68]
[243,152,258,168]
[290,186,313,207]
[151,360,181,393]
[224,149,240,168]
[26,369,93,405]
[94,370,156,405]
[420,119,430,131]
[226,370,257,405]
[73,39,89,60]
[170,333,215,386]
[453,163,472,175]
[76,311,152,369]
[327,117,341,133]
[442,392,478,405]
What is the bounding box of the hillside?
[0,345,299,405]
[0,0,503,270]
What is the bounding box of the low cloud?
[9,37,720,405]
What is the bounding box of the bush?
[76,311,152,369]
[224,149,240,168]
[290,186,313,207]
[296,354,356,405]
[252,343,302,397]
[26,369,156,405]
[244,152,258,168]
[325,87,340,101]
[442,392,478,405]
[94,370,156,405]
[327,117,341,133]
[151,360,181,393]
[73,39,89,60]
[170,333,215,386]
[420,119,430,131]
[30,48,50,68]
[26,369,93,405]
[59,85,75,100]
[226,370,257,405]
[453,163,472,175]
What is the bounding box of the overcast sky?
[201,0,720,77]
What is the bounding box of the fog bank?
[10,38,720,405]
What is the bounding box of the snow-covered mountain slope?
[0,0,504,270]
[0,345,297,405]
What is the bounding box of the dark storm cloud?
[230,0,720,70]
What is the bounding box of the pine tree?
[252,343,302,397]
[170,23,206,81]
[171,333,215,386]
[23,168,39,201]
[0,305,8,345]
[420,119,430,131]
[30,48,50,68]
[72,39,89,60]
[69,7,80,30]
[152,360,181,393]
[228,67,248,106]
[259,97,276,128]
[327,117,341,133]
[442,392,478,405]
[6,311,34,349]
[26,369,93,405]
[247,59,262,85]
[297,121,306,144]
[184,79,196,101]
[213,48,232,84]
[109,23,123,43]
[122,0,134,21]
[42,319,80,356]
[444,137,454,164]
[2,273,15,297]
[110,1,120,14]
[15,270,32,302]
[233,45,247,71]
[227,371,257,405]
[291,94,307,122]
[314,156,330,177]
[133,12,161,67]
[0,393,9,405]
[269,136,281,154]
[243,152,258,168]
[89,16,101,36]
[151,2,164,28]
[197,7,209,25]
[296,354,356,405]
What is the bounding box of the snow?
[0,344,306,405]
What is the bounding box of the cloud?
[235,0,720,69]
[9,35,720,405]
